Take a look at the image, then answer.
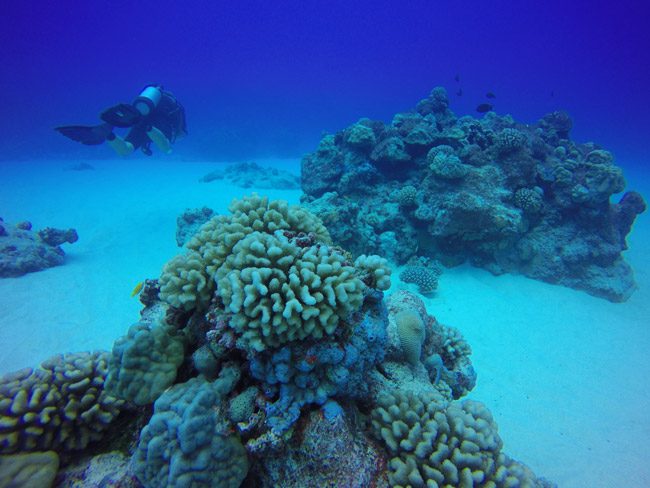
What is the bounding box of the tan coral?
[355,254,392,291]
[0,352,123,454]
[217,231,363,351]
[163,194,332,313]
[371,389,544,487]
[159,251,212,310]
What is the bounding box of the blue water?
[1,2,650,487]
[1,0,649,166]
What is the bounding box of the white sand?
[1,157,648,487]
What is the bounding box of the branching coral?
[159,252,211,311]
[355,254,392,291]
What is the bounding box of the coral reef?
[0,194,553,487]
[0,351,124,454]
[371,390,551,487]
[159,252,213,311]
[246,290,387,435]
[216,230,364,352]
[133,375,248,488]
[199,161,300,189]
[55,451,138,487]
[162,193,333,314]
[252,404,387,487]
[0,451,59,487]
[102,194,424,485]
[300,87,646,301]
[104,321,186,405]
[383,291,477,399]
[0,218,78,277]
[355,253,392,290]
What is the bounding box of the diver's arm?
[106,133,135,156]
[147,126,172,154]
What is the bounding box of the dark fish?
[456,88,463,96]
[550,90,555,98]
[476,103,493,113]
[454,73,460,82]
[486,92,496,99]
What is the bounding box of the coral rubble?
[300,88,646,301]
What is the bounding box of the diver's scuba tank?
[133,85,162,116]
[99,84,163,127]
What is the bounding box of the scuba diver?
[56,85,187,156]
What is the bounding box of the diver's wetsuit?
[125,90,187,154]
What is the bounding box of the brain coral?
[0,351,123,454]
[217,231,364,351]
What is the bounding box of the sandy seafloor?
[0,157,648,487]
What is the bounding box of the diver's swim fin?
[55,123,113,145]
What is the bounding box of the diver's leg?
[106,133,135,156]
[147,126,172,154]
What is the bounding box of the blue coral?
[249,294,387,435]
[133,375,248,488]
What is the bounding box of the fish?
[486,92,496,99]
[476,103,493,113]
[454,73,460,82]
[131,281,144,297]
[456,88,463,96]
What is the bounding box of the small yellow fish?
[131,281,144,297]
